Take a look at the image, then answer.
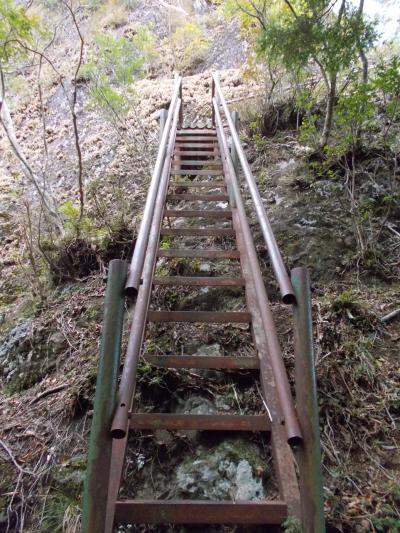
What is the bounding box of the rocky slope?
[0,1,399,533]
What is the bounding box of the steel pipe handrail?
[213,98,302,445]
[212,74,295,305]
[125,74,183,299]
[111,99,181,438]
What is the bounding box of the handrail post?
[82,259,127,533]
[159,108,167,141]
[291,267,325,533]
[231,111,239,175]
[125,75,182,300]
[212,73,295,305]
[211,77,216,126]
[179,80,183,127]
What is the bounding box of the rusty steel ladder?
[82,74,325,532]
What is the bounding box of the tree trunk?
[0,97,63,233]
[358,0,368,83]
[320,74,336,148]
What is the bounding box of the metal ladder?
[82,74,325,532]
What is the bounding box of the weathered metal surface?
[213,74,295,305]
[170,169,223,176]
[175,143,219,149]
[177,129,217,135]
[111,100,181,439]
[114,500,288,524]
[105,436,128,533]
[214,99,302,446]
[167,194,229,201]
[157,249,240,258]
[152,276,245,286]
[171,160,222,166]
[82,259,127,533]
[160,227,235,236]
[130,413,270,431]
[143,354,259,369]
[231,111,240,175]
[174,150,218,156]
[235,217,301,518]
[169,181,226,188]
[125,75,182,299]
[164,209,231,219]
[147,310,251,323]
[176,136,218,142]
[291,267,325,533]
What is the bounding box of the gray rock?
[176,440,265,500]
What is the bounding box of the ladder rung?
[176,143,218,149]
[153,276,245,286]
[160,228,235,236]
[169,181,226,188]
[147,311,251,323]
[175,150,218,156]
[157,249,240,258]
[172,160,221,166]
[144,355,260,369]
[164,210,232,219]
[171,169,223,176]
[130,414,270,431]
[114,500,287,524]
[176,136,218,142]
[177,129,217,135]
[167,194,229,201]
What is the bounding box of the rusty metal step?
[153,276,244,286]
[160,228,235,236]
[167,193,229,201]
[129,414,270,431]
[177,129,217,135]
[114,500,287,524]
[157,249,240,258]
[176,136,218,142]
[175,143,219,149]
[164,209,232,219]
[171,169,223,176]
[169,181,226,188]
[171,160,221,166]
[147,311,251,323]
[144,354,260,369]
[174,150,218,156]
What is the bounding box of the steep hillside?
[0,1,399,532]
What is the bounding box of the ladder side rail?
[82,259,128,533]
[212,74,295,305]
[125,75,182,299]
[291,267,326,532]
[213,98,302,445]
[111,99,181,439]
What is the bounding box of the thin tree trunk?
[320,74,336,148]
[358,0,368,83]
[0,96,63,233]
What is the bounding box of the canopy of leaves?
[0,0,36,61]
[259,0,377,78]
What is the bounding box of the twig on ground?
[0,440,33,476]
[29,384,68,406]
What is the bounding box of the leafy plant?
[170,21,210,72]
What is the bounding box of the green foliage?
[83,27,157,117]
[0,0,36,61]
[59,200,95,237]
[259,1,376,78]
[372,485,400,532]
[282,516,302,533]
[170,21,210,71]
